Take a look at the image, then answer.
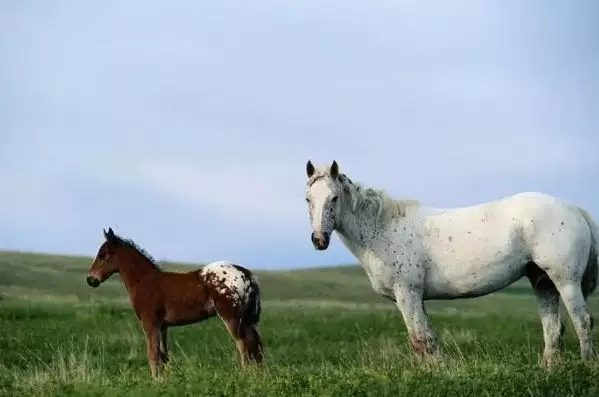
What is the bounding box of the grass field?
[1,251,599,396]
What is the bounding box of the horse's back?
[424,193,585,264]
[478,192,591,268]
[418,192,593,299]
[428,191,581,227]
[509,193,592,265]
[156,261,260,326]
[496,192,587,236]
[200,260,258,288]
[446,191,566,214]
[200,260,260,309]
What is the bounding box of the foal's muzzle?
[86,276,100,288]
[311,232,330,250]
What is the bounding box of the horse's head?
[305,160,344,250]
[86,227,121,288]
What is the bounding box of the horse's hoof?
[540,356,558,369]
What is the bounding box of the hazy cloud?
[1,0,597,268]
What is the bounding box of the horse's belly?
[164,303,216,326]
[421,215,531,299]
[423,260,527,300]
[162,286,216,326]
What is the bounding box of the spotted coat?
[200,260,260,311]
[305,160,599,364]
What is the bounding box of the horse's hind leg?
[526,263,564,366]
[553,280,594,360]
[243,325,264,363]
[582,282,595,332]
[159,325,169,364]
[217,314,250,366]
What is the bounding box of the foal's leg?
[217,314,250,366]
[243,325,264,363]
[159,325,169,364]
[393,284,439,360]
[141,320,162,378]
[553,280,594,360]
[527,270,564,366]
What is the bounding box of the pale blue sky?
[1,0,598,269]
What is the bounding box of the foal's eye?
[305,198,310,203]
[331,196,339,203]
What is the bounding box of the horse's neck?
[117,255,158,293]
[337,207,398,259]
[336,205,428,266]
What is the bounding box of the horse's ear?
[104,227,115,242]
[306,160,315,178]
[330,160,339,179]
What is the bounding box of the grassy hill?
[0,248,544,324]
[0,250,537,306]
[0,250,388,305]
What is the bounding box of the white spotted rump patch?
[200,260,252,307]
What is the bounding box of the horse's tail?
[239,273,264,362]
[242,274,262,327]
[577,206,599,298]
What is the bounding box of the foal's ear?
[330,160,339,179]
[104,227,115,242]
[306,160,315,178]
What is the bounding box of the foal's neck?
[117,253,159,293]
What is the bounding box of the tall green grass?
[1,251,598,396]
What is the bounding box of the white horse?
[304,160,598,365]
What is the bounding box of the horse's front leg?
[141,320,161,378]
[393,284,439,360]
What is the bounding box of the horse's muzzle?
[311,232,330,250]
[86,276,100,288]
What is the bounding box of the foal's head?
[86,227,124,288]
[305,160,344,250]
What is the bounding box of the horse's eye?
[305,198,310,203]
[331,196,339,203]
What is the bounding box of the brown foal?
[86,228,264,378]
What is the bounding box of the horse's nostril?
[311,232,330,250]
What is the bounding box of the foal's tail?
[241,274,262,327]
[239,274,264,362]
[577,206,599,298]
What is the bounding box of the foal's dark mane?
[113,233,162,271]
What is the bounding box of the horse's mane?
[113,233,162,271]
[338,174,420,224]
